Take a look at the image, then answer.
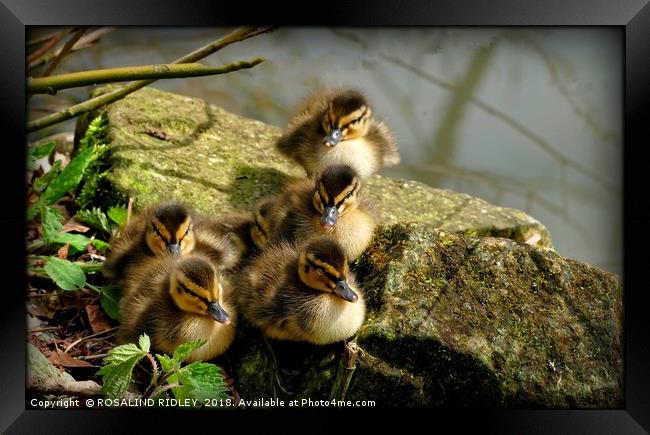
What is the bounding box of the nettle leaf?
[76,207,111,233]
[49,233,93,253]
[173,362,228,403]
[155,354,177,373]
[33,160,62,192]
[39,146,96,207]
[43,257,86,291]
[27,141,56,170]
[100,285,122,321]
[138,334,151,353]
[97,342,147,400]
[91,238,110,252]
[172,339,206,364]
[40,205,64,240]
[107,205,128,228]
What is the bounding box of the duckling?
[192,215,249,271]
[258,164,377,260]
[192,206,274,268]
[117,253,236,361]
[275,88,400,178]
[103,201,196,284]
[238,236,365,346]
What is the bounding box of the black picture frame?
[4,0,649,432]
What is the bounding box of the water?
[27,27,622,277]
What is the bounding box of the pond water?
[27,27,623,277]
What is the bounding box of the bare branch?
[27,26,276,132]
[28,58,264,95]
[40,27,88,78]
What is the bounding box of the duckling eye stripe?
[151,218,172,241]
[334,181,358,205]
[340,107,368,127]
[180,284,210,306]
[305,254,342,280]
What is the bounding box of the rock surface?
[77,86,623,407]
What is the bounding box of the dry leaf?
[85,304,112,334]
[57,243,70,259]
[62,220,90,234]
[48,347,94,368]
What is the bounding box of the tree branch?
[40,27,88,78]
[28,27,117,71]
[28,58,264,95]
[27,26,276,132]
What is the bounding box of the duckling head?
[312,164,361,229]
[250,198,275,249]
[322,90,372,147]
[297,237,358,303]
[169,255,231,324]
[145,202,196,256]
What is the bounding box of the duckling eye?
[184,227,191,237]
[315,268,325,276]
[151,224,165,240]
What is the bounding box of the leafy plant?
[27,141,56,170]
[97,334,229,406]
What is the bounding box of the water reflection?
[27,27,622,277]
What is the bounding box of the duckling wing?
[370,121,401,167]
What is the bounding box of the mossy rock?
[76,86,622,407]
[77,86,552,248]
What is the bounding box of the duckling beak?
[334,280,358,303]
[167,242,181,255]
[324,128,342,147]
[320,206,338,228]
[208,301,231,324]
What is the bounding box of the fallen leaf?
[57,243,70,259]
[48,347,94,368]
[27,303,55,320]
[86,304,112,334]
[62,220,90,234]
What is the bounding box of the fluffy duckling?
[238,236,365,345]
[275,88,400,178]
[255,165,377,260]
[103,201,196,284]
[117,253,236,361]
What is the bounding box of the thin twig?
[29,58,264,95]
[126,197,134,226]
[28,30,67,47]
[40,27,88,78]
[28,27,117,71]
[27,29,68,64]
[27,26,276,132]
[64,326,118,353]
[76,353,109,360]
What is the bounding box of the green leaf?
[107,205,128,228]
[172,339,206,364]
[49,233,93,253]
[36,146,96,210]
[33,160,62,192]
[27,141,56,170]
[138,334,150,353]
[90,238,110,252]
[43,257,86,291]
[100,285,122,320]
[155,354,177,373]
[172,362,228,403]
[40,205,64,240]
[97,342,147,400]
[76,207,111,233]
